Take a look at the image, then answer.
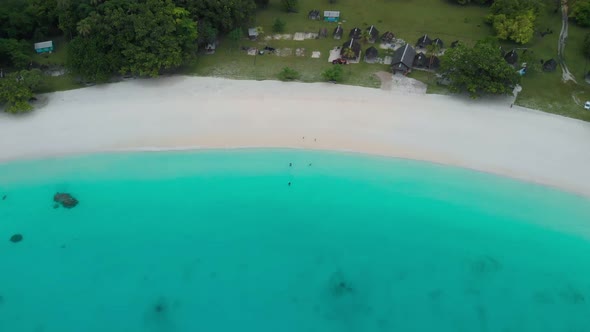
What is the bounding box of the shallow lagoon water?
[0,149,589,332]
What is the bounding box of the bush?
[278,67,300,81]
[322,65,344,82]
[282,0,299,13]
[272,18,286,33]
[572,1,590,27]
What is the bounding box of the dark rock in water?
[2,195,6,200]
[10,234,23,243]
[53,203,59,209]
[53,192,79,208]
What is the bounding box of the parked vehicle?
[332,58,348,65]
[584,101,590,110]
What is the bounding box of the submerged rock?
[53,192,79,208]
[10,234,23,243]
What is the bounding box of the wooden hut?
[413,52,428,68]
[308,10,321,20]
[504,49,518,65]
[333,25,343,39]
[416,35,432,48]
[432,38,444,49]
[341,39,362,60]
[381,31,395,43]
[365,46,378,63]
[349,27,362,40]
[366,25,380,43]
[543,58,557,72]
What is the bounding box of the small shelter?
[205,43,216,55]
[450,40,460,48]
[392,44,416,74]
[248,28,259,40]
[333,25,344,39]
[365,46,378,63]
[432,38,444,49]
[413,52,428,68]
[349,28,362,40]
[34,41,54,54]
[381,31,395,43]
[416,35,432,48]
[324,11,340,22]
[504,49,518,65]
[308,10,321,20]
[543,58,557,72]
[366,25,380,43]
[341,39,362,60]
[428,56,441,70]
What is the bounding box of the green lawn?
[187,0,490,88]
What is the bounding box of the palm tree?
[343,47,356,60]
[77,18,92,37]
[360,30,371,44]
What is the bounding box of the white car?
[585,101,590,110]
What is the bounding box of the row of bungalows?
[333,25,380,43]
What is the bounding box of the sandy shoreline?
[1,76,590,196]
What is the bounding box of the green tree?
[439,39,520,97]
[322,65,344,82]
[572,1,590,27]
[0,69,43,113]
[342,47,356,60]
[282,0,299,13]
[67,0,198,78]
[255,0,270,8]
[272,18,286,33]
[172,0,256,33]
[0,38,31,69]
[486,0,543,44]
[583,32,590,58]
[278,67,300,81]
[228,27,243,52]
[489,10,535,44]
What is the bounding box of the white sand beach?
[1,76,590,196]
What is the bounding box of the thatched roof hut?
[432,38,444,49]
[367,25,380,43]
[365,46,378,63]
[349,27,362,40]
[333,25,343,39]
[416,34,432,48]
[308,10,320,20]
[504,49,518,65]
[381,31,395,43]
[413,52,428,68]
[341,39,362,59]
[543,58,557,72]
[450,40,460,48]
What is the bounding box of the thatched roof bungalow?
[349,27,362,40]
[432,38,444,49]
[381,31,395,43]
[365,46,378,63]
[543,58,557,72]
[413,52,428,68]
[333,25,343,39]
[416,34,432,48]
[341,39,362,60]
[367,25,379,43]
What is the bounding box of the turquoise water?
[1,149,590,332]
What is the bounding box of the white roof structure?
[34,41,53,49]
[248,28,258,37]
[324,11,340,18]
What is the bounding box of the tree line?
[0,0,265,113]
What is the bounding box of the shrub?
[272,18,286,33]
[282,0,299,13]
[322,65,344,82]
[278,67,300,81]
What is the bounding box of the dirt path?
[559,1,578,83]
